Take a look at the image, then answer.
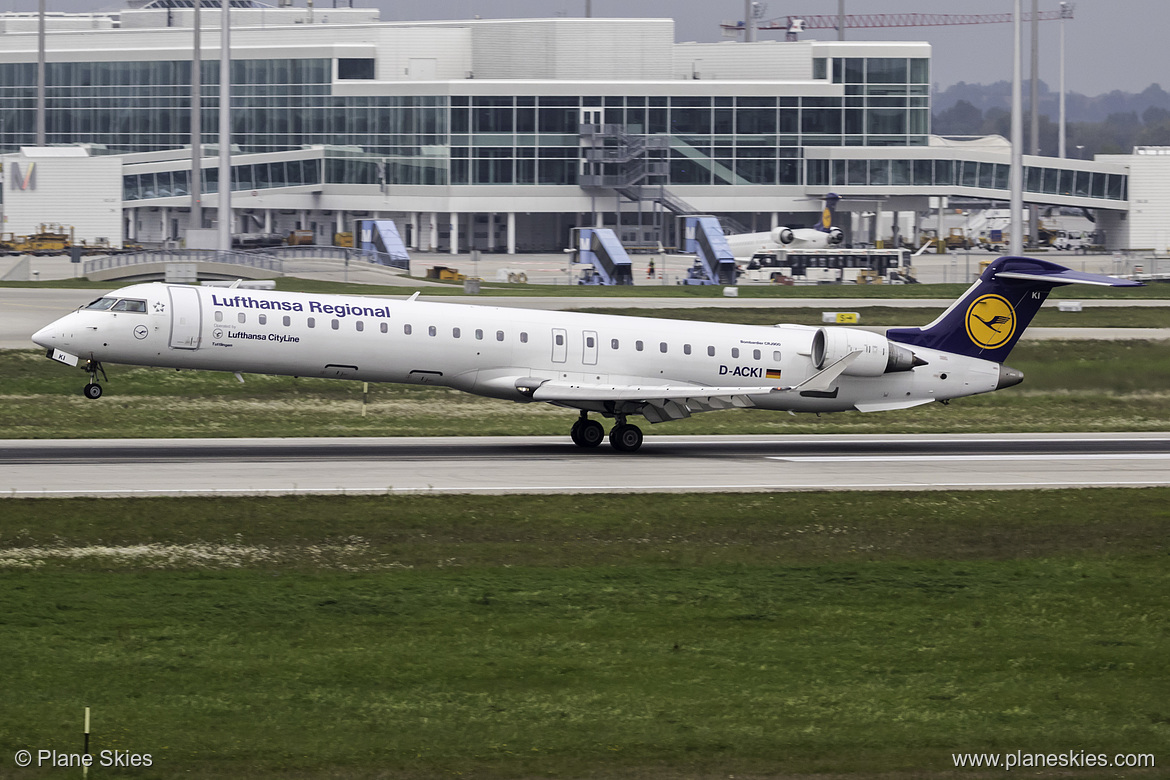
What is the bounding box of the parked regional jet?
[32,257,1137,452]
[724,193,845,258]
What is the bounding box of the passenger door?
[551,328,567,363]
[168,286,202,349]
[582,330,598,366]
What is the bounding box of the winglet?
[407,291,421,301]
[779,350,861,393]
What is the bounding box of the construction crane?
[722,10,1075,41]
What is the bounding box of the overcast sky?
[16,0,1167,96]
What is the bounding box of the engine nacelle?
[772,227,795,245]
[812,328,921,376]
[826,226,844,245]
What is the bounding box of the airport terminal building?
[0,3,1160,252]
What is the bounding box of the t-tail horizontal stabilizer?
[887,256,1141,363]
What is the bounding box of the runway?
[4,433,1170,497]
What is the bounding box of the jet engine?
[772,227,795,245]
[826,226,844,245]
[812,327,923,376]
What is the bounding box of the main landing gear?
[82,359,107,400]
[570,411,644,453]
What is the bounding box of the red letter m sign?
[12,162,35,191]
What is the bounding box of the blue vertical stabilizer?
[683,216,738,285]
[887,256,1141,362]
[573,228,634,285]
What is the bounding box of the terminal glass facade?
[6,54,933,191]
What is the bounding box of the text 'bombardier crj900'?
[33,256,1138,453]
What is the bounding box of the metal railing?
[82,245,410,276]
[267,245,409,272]
[85,249,282,275]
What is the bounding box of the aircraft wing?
[526,379,776,423]
[529,380,778,403]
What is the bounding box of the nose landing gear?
[82,359,107,400]
[569,412,644,453]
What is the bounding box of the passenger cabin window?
[404,324,412,335]
[475,329,484,340]
[520,332,528,343]
[707,346,715,357]
[683,344,692,355]
[731,347,739,358]
[496,330,504,341]
[636,340,644,351]
[111,299,147,313]
[586,336,595,348]
[774,350,782,361]
[308,317,316,328]
[283,316,291,326]
[84,297,117,311]
[753,349,761,360]
[453,327,461,338]
[428,326,437,337]
[332,319,340,330]
[215,311,224,322]
[238,313,246,323]
[659,342,668,353]
[380,323,388,333]
[356,321,364,332]
[611,338,620,350]
[259,314,267,325]
[555,334,564,346]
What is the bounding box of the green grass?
[4,340,1170,439]
[1,490,1167,778]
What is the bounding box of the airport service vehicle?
[725,193,844,258]
[741,248,911,284]
[32,256,1137,453]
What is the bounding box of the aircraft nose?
[32,320,63,349]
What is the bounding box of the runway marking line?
[768,453,1170,463]
[8,479,1170,497]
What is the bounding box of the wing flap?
[530,381,777,403]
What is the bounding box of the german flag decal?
[765,368,782,379]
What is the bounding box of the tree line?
[932,81,1170,157]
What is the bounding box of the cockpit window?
[84,297,118,311]
[110,299,147,313]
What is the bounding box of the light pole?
[216,0,232,253]
[1009,0,1024,257]
[1058,2,1072,158]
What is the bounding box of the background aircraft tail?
[818,192,840,231]
[887,256,1140,363]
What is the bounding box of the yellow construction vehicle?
[425,265,465,281]
[287,229,314,246]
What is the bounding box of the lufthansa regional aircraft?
[32,256,1138,453]
[724,193,845,259]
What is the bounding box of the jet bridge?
[570,228,634,285]
[682,216,738,286]
[357,220,410,271]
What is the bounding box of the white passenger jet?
[32,256,1137,453]
[724,192,845,259]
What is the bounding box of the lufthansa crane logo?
[965,294,1016,349]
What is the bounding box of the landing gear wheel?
[83,382,103,400]
[609,423,644,453]
[570,419,604,448]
